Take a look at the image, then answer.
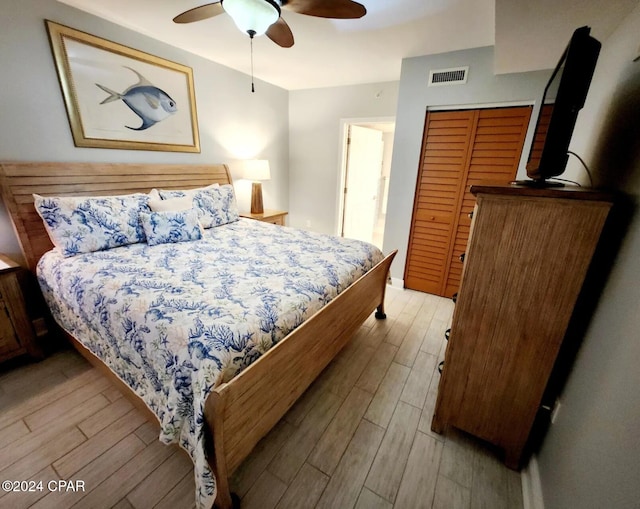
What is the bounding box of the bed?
[0,161,396,509]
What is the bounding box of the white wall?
[536,6,640,509]
[383,46,552,280]
[0,0,289,264]
[288,82,399,235]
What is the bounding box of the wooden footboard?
[205,250,396,509]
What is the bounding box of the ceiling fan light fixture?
[223,0,281,37]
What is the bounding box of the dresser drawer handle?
[459,253,465,262]
[468,211,474,219]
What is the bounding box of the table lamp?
[242,159,271,214]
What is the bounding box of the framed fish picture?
[45,20,200,152]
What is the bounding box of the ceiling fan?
[173,0,367,48]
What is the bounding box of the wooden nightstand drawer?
[240,210,288,226]
[0,254,41,363]
[264,216,285,226]
[0,297,22,356]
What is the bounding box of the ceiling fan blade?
[281,0,366,19]
[173,2,224,24]
[266,17,295,48]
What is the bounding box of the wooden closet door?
[404,110,476,295]
[405,106,532,297]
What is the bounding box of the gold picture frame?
[46,20,200,153]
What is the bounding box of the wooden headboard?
[0,162,232,272]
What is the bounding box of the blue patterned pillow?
[33,193,150,257]
[193,185,239,228]
[158,183,219,199]
[160,184,239,228]
[139,209,203,246]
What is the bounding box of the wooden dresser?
[0,254,41,363]
[431,184,612,468]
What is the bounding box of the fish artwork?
[96,66,178,130]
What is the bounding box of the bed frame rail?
[205,250,396,509]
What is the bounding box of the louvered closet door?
[405,106,532,297]
[404,110,476,294]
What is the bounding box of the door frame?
[336,116,395,237]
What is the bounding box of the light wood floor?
[0,287,524,509]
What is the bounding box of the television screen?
[525,26,601,184]
[526,68,562,172]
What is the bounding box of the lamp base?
[251,182,264,214]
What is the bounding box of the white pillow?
[149,196,193,212]
[148,189,161,201]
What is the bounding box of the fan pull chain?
[250,33,255,93]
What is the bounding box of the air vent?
[428,66,469,86]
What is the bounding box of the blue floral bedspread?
[37,218,383,508]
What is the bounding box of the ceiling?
[58,0,638,90]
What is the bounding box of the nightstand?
[0,254,41,363]
[240,209,288,226]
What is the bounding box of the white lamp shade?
[241,159,271,181]
[223,0,280,36]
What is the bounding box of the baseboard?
[390,277,404,288]
[521,454,544,509]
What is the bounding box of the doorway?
[339,120,395,249]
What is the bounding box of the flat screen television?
[524,26,601,186]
